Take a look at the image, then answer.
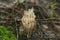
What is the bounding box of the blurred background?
[0,0,60,40]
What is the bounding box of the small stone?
[42,25,48,29]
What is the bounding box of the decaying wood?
[0,0,18,8]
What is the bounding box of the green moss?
[48,2,57,18]
[0,26,17,40]
[48,2,57,9]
